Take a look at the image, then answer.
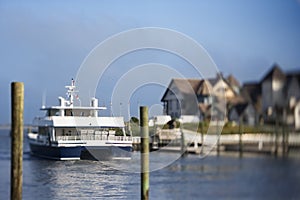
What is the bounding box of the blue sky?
[0,0,300,124]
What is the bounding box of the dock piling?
[239,116,243,157]
[274,117,279,156]
[217,120,220,156]
[140,106,149,200]
[200,122,204,155]
[10,82,24,200]
[180,121,186,157]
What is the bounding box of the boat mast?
[65,78,79,107]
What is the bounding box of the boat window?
[46,109,59,116]
[38,127,49,136]
[55,128,78,136]
[65,109,74,116]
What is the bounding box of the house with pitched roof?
[228,103,256,125]
[261,64,286,119]
[161,79,203,118]
[285,71,300,129]
[240,82,262,124]
[161,74,240,122]
[243,63,300,129]
[161,64,300,129]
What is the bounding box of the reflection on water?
[1,130,300,199]
[24,159,138,199]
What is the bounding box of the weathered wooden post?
[274,117,279,156]
[285,125,289,155]
[283,125,287,156]
[200,122,204,155]
[180,119,186,157]
[239,116,243,157]
[11,82,24,200]
[282,108,288,156]
[216,120,220,156]
[140,106,149,200]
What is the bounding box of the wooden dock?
[132,129,300,156]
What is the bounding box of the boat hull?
[80,146,133,161]
[29,142,82,160]
[29,140,133,161]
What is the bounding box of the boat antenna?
[119,102,122,116]
[42,89,47,108]
[65,78,79,107]
[110,101,113,117]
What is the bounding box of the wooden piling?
[180,121,186,157]
[274,117,279,156]
[10,82,24,200]
[239,116,243,157]
[282,109,288,156]
[216,120,220,156]
[282,122,285,156]
[200,122,204,155]
[140,106,149,200]
[285,124,289,155]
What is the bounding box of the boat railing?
[56,136,81,141]
[56,135,132,142]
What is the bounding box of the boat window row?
[46,109,95,117]
[37,126,131,141]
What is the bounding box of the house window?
[177,100,180,109]
[169,100,172,110]
[267,107,273,116]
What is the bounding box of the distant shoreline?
[0,124,33,130]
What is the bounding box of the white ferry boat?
[28,79,133,160]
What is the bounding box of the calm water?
[1,129,300,199]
